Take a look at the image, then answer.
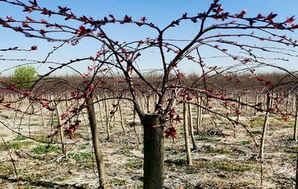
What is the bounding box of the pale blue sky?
[0,0,297,76]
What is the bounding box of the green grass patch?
[109,178,126,186]
[286,146,298,152]
[197,160,255,172]
[195,136,221,142]
[0,141,33,151]
[249,118,264,127]
[67,152,92,161]
[251,130,262,135]
[205,146,232,154]
[34,136,57,143]
[125,158,142,169]
[236,140,251,145]
[0,133,8,137]
[0,164,14,175]
[32,145,59,154]
[14,135,27,141]
[165,158,186,166]
[119,147,133,156]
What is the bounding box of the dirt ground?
[0,99,297,189]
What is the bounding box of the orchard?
[0,0,298,188]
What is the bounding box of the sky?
[0,0,298,76]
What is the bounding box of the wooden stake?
[183,102,192,166]
[195,96,202,135]
[188,103,197,150]
[259,93,271,160]
[55,103,66,156]
[294,94,298,141]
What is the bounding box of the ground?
[0,97,297,189]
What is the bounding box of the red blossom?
[139,17,146,22]
[15,27,23,32]
[136,22,143,27]
[176,72,184,78]
[242,58,250,63]
[40,29,46,36]
[61,112,68,120]
[213,5,223,14]
[174,115,183,123]
[186,96,192,101]
[257,13,265,19]
[71,91,78,98]
[282,115,289,121]
[41,8,52,16]
[6,16,15,22]
[79,16,89,23]
[256,77,264,81]
[165,126,177,140]
[266,12,277,22]
[233,10,246,18]
[65,12,76,20]
[286,16,295,25]
[123,15,132,23]
[65,120,81,138]
[220,95,227,100]
[4,104,11,108]
[88,83,94,89]
[31,45,37,50]
[22,22,29,27]
[26,16,35,22]
[40,19,48,24]
[23,90,30,96]
[77,25,91,36]
[218,12,229,20]
[265,81,274,87]
[8,85,17,90]
[191,17,197,23]
[23,7,33,13]
[58,6,71,14]
[235,109,241,115]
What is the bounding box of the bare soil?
[0,99,297,189]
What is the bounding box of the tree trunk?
[183,102,193,166]
[254,95,259,116]
[55,104,66,156]
[196,96,202,135]
[118,103,126,134]
[142,114,164,189]
[294,94,298,141]
[259,93,271,160]
[146,95,150,113]
[296,150,298,189]
[188,103,197,150]
[103,99,110,140]
[133,108,140,150]
[86,97,106,189]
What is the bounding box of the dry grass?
[0,94,296,189]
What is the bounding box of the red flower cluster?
[65,120,81,138]
[165,125,177,140]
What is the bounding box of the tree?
[11,65,38,89]
[0,0,298,188]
